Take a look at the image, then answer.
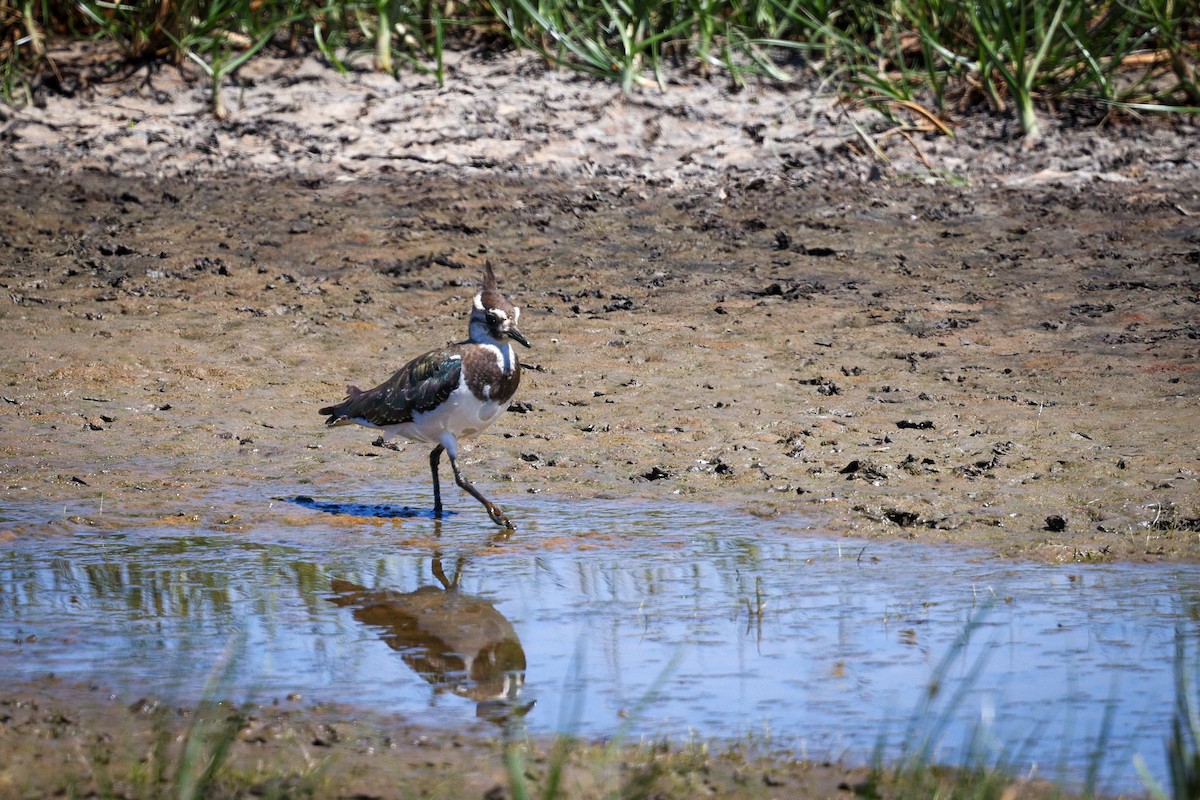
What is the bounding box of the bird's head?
[471,264,531,348]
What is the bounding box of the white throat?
[491,341,517,374]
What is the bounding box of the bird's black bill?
[509,328,532,348]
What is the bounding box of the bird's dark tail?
[319,385,364,424]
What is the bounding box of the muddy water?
[2,485,1197,793]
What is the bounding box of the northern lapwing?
[319,265,530,528]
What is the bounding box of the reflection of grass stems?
[1082,689,1119,797]
[871,603,1144,798]
[608,649,683,744]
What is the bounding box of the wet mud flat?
[0,167,1197,561]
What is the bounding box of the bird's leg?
[430,550,451,589]
[430,552,466,591]
[429,444,445,518]
[447,453,513,529]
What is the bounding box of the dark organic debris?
[931,316,978,331]
[98,242,136,257]
[884,508,923,527]
[639,466,671,481]
[194,256,231,275]
[772,232,838,258]
[899,454,937,474]
[1069,302,1115,317]
[1045,515,1068,533]
[749,281,826,301]
[779,431,807,459]
[603,295,635,312]
[751,282,786,297]
[840,460,888,482]
[796,376,840,396]
[961,455,1001,478]
[896,420,935,430]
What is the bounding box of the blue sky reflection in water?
[1,487,1197,794]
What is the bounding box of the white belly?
[383,381,506,445]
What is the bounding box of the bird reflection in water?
[330,551,532,725]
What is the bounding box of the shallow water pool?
[2,485,1197,794]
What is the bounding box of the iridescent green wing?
[328,347,463,426]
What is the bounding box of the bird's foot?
[486,503,514,530]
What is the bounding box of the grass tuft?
[1138,630,1200,800]
[1,0,1196,131]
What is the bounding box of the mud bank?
[0,166,1197,561]
[3,44,1199,186]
